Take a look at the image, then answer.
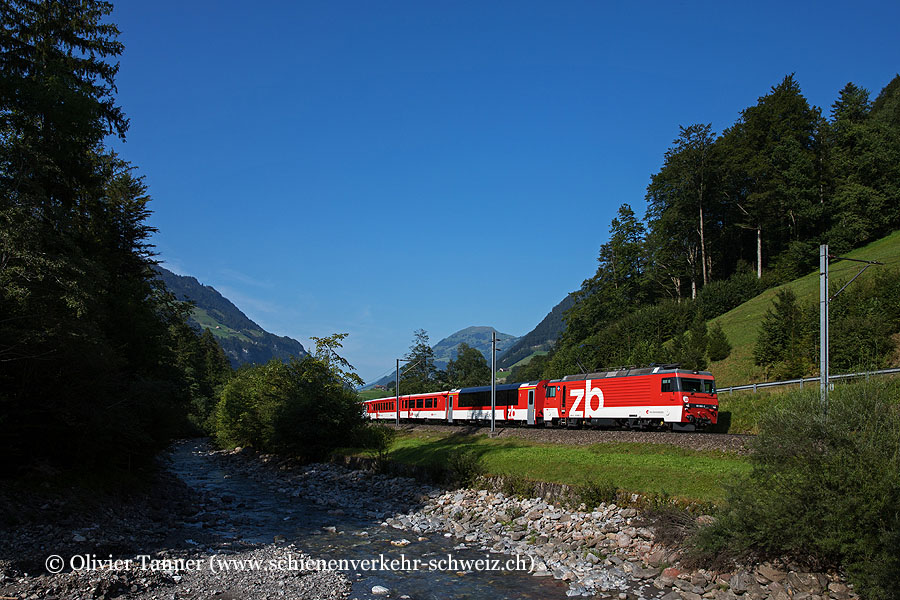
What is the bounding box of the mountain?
[155,266,307,367]
[363,326,520,388]
[432,326,520,369]
[497,293,575,369]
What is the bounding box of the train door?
[447,393,454,424]
[527,389,535,425]
[561,385,567,419]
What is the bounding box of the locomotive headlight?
[682,395,689,404]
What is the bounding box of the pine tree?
[706,321,732,361]
[446,343,491,387]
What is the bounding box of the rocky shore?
[1,441,858,600]
[0,456,351,600]
[214,446,859,600]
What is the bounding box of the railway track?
[394,423,754,454]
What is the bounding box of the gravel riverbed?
[2,438,855,600]
[214,444,858,600]
[0,453,351,600]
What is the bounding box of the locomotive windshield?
[680,378,715,393]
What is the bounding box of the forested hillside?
[497,294,574,369]
[155,267,307,367]
[0,1,232,474]
[516,74,900,384]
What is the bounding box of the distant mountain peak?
[154,266,306,367]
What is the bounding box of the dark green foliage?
[750,269,900,380]
[360,423,396,472]
[825,80,900,255]
[508,353,551,383]
[828,268,900,372]
[497,295,574,369]
[678,314,708,371]
[694,270,768,320]
[446,342,491,388]
[576,478,619,509]
[706,321,731,362]
[173,325,234,434]
[524,73,900,383]
[753,289,813,379]
[693,381,900,599]
[445,449,485,488]
[720,75,823,277]
[550,300,694,376]
[0,2,208,476]
[871,74,900,128]
[500,473,535,499]
[214,354,367,462]
[645,123,721,298]
[155,266,308,367]
[400,329,447,394]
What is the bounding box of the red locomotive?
[363,366,718,431]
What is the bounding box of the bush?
[693,380,900,599]
[361,424,396,472]
[214,357,368,462]
[445,449,485,488]
[696,271,768,320]
[576,478,619,509]
[500,473,535,499]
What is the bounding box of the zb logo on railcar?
[567,380,604,418]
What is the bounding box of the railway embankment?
[396,423,754,454]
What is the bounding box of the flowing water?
[169,441,571,599]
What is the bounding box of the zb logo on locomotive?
[567,380,604,417]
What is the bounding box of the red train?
[363,366,718,431]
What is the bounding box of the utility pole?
[490,330,497,435]
[819,245,829,414]
[819,244,883,416]
[395,358,401,426]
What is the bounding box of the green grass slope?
[710,230,900,387]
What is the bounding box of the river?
[169,440,572,599]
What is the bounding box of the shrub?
[696,271,768,320]
[576,478,619,509]
[500,473,535,499]
[214,356,368,462]
[693,379,900,599]
[361,424,396,472]
[445,449,485,488]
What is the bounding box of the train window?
[425,399,432,409]
[681,378,715,393]
[546,386,556,398]
[416,399,423,409]
[661,378,673,392]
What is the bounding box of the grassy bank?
[710,229,900,387]
[343,430,750,503]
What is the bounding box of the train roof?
[553,366,714,383]
[456,382,522,394]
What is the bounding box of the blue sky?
[109,0,899,382]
